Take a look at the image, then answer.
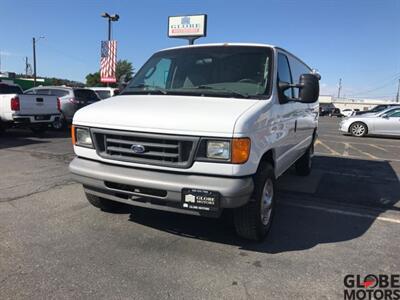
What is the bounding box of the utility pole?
[32,36,44,87]
[32,37,37,86]
[337,78,342,99]
[396,79,400,103]
[25,57,29,76]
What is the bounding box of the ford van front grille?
[91,128,199,168]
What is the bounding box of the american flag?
[100,40,117,83]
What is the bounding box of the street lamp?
[32,36,45,87]
[101,12,119,41]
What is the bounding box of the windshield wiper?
[177,85,249,98]
[122,84,168,95]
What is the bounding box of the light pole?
[101,12,119,41]
[32,36,44,87]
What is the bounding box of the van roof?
[158,42,314,71]
[160,42,276,52]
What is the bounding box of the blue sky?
[1,0,399,99]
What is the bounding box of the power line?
[346,72,400,97]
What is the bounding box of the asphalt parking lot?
[1,117,399,299]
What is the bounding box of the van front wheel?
[234,163,275,241]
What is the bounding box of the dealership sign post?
[168,14,207,45]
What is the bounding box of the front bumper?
[339,121,350,133]
[69,157,254,217]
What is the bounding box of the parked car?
[341,108,357,117]
[69,43,320,241]
[319,104,335,116]
[0,82,60,133]
[340,106,400,137]
[25,86,100,129]
[356,104,399,115]
[88,87,119,99]
[329,108,343,117]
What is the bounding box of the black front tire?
[234,163,275,241]
[295,143,313,176]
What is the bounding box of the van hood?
[73,95,260,136]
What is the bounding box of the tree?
[116,60,134,83]
[85,60,134,87]
[85,72,101,87]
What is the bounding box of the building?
[318,95,399,111]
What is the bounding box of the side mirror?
[298,74,319,103]
[382,115,389,119]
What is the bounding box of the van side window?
[277,53,293,100]
[288,56,311,98]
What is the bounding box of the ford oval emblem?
[131,144,146,154]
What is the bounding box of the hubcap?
[352,124,365,136]
[260,178,274,226]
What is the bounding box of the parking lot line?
[283,201,400,224]
[315,139,341,156]
[314,151,400,162]
[368,144,388,152]
[346,143,378,160]
[343,142,350,156]
[319,134,400,148]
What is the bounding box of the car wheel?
[350,122,368,137]
[85,193,125,212]
[234,162,275,241]
[52,113,65,130]
[295,143,313,176]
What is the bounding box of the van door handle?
[294,120,297,132]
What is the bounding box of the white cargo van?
[69,43,320,241]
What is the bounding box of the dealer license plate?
[181,189,220,212]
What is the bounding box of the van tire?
[295,143,313,176]
[234,163,275,241]
[85,193,124,212]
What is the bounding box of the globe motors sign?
[168,14,207,42]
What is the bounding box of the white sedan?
[339,106,400,137]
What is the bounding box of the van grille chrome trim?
[91,128,199,168]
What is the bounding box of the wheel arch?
[256,149,276,178]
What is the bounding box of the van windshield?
[123,46,273,99]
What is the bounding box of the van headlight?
[72,126,93,148]
[207,141,230,160]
